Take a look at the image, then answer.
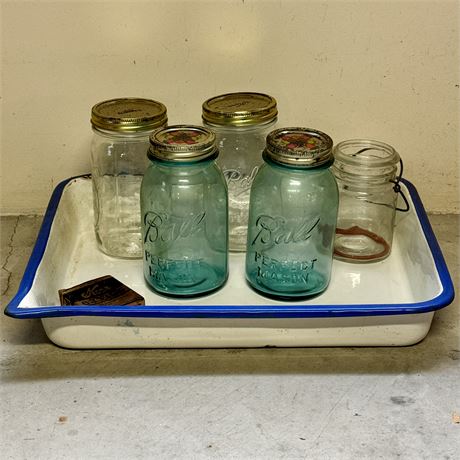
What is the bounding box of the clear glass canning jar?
[246,127,338,299]
[141,125,228,297]
[90,98,167,259]
[202,92,278,252]
[332,139,404,262]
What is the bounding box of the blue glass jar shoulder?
[250,161,338,202]
[143,158,224,184]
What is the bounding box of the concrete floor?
[1,214,459,459]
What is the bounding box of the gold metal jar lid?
[264,127,333,168]
[148,125,217,162]
[202,92,277,127]
[91,98,167,133]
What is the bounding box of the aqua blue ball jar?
[245,127,338,299]
[141,125,228,297]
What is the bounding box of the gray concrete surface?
[1,214,459,460]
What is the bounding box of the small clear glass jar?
[91,98,167,258]
[202,92,278,252]
[141,125,228,297]
[332,139,402,262]
[246,128,338,299]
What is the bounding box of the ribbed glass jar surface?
[245,128,338,299]
[90,98,167,259]
[202,92,278,252]
[332,139,400,263]
[141,126,228,297]
[91,130,152,258]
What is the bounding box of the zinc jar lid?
[264,127,334,168]
[202,92,278,127]
[148,125,217,162]
[91,98,168,133]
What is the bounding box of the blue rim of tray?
[4,175,455,319]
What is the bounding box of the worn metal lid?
[202,92,277,127]
[264,127,334,168]
[148,125,217,162]
[91,98,167,133]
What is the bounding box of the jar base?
[96,231,143,259]
[334,226,391,263]
[144,263,228,298]
[245,270,329,300]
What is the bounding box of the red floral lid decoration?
[158,128,208,146]
[277,133,322,152]
[265,127,333,167]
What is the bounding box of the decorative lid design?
[149,125,217,162]
[91,98,167,133]
[202,92,277,127]
[264,127,334,168]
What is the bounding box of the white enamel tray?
[5,176,454,348]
